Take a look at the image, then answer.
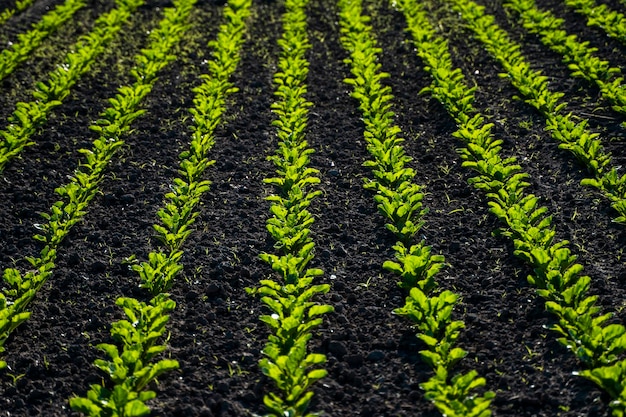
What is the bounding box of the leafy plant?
[249,1,333,415]
[338,0,493,415]
[71,0,252,414]
[0,0,86,81]
[448,0,626,225]
[69,295,179,417]
[396,0,626,412]
[504,0,626,124]
[0,0,36,25]
[0,0,145,173]
[564,0,626,45]
[0,0,157,371]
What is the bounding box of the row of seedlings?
[505,0,626,124]
[396,0,626,414]
[337,0,494,415]
[247,0,333,415]
[0,0,35,26]
[445,0,626,226]
[0,0,86,82]
[563,0,626,45]
[69,0,253,414]
[0,0,184,372]
[0,0,145,173]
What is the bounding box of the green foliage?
[564,0,626,45]
[579,359,626,416]
[266,187,321,254]
[133,250,184,295]
[251,1,332,415]
[422,370,495,417]
[69,295,179,416]
[0,0,86,81]
[139,0,251,297]
[0,0,145,172]
[450,0,626,224]
[261,342,327,417]
[0,290,34,370]
[72,0,252,414]
[394,288,493,417]
[505,0,626,124]
[0,0,36,25]
[0,0,207,372]
[339,0,493,415]
[399,0,626,411]
[395,289,465,370]
[370,181,427,244]
[383,241,444,292]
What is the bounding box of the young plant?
[0,0,145,173]
[0,0,198,373]
[564,0,626,45]
[504,0,626,124]
[69,295,179,417]
[133,0,252,295]
[338,0,493,415]
[448,0,626,225]
[0,0,86,81]
[249,1,333,415]
[70,0,252,414]
[396,0,626,413]
[0,0,35,25]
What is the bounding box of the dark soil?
[0,0,624,416]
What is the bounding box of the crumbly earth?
[0,0,624,416]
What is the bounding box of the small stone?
[120,194,135,204]
[328,341,347,357]
[216,381,230,393]
[367,350,385,362]
[198,407,214,417]
[90,261,107,273]
[345,354,364,368]
[207,283,220,295]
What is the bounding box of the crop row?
[70,0,251,414]
[399,0,626,414]
[245,0,335,416]
[0,0,144,172]
[0,0,85,82]
[338,0,495,415]
[505,0,626,124]
[0,0,35,26]
[0,0,145,371]
[0,0,624,415]
[67,0,200,414]
[564,0,626,45]
[447,0,626,226]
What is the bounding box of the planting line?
[70,0,252,414]
[246,0,333,415]
[0,0,190,373]
[447,0,626,226]
[0,0,35,26]
[563,0,626,45]
[396,0,626,414]
[337,0,494,415]
[0,0,144,174]
[505,0,626,124]
[0,0,86,82]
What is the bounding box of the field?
[0,0,625,415]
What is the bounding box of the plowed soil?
[0,0,625,416]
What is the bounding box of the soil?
[0,0,625,416]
